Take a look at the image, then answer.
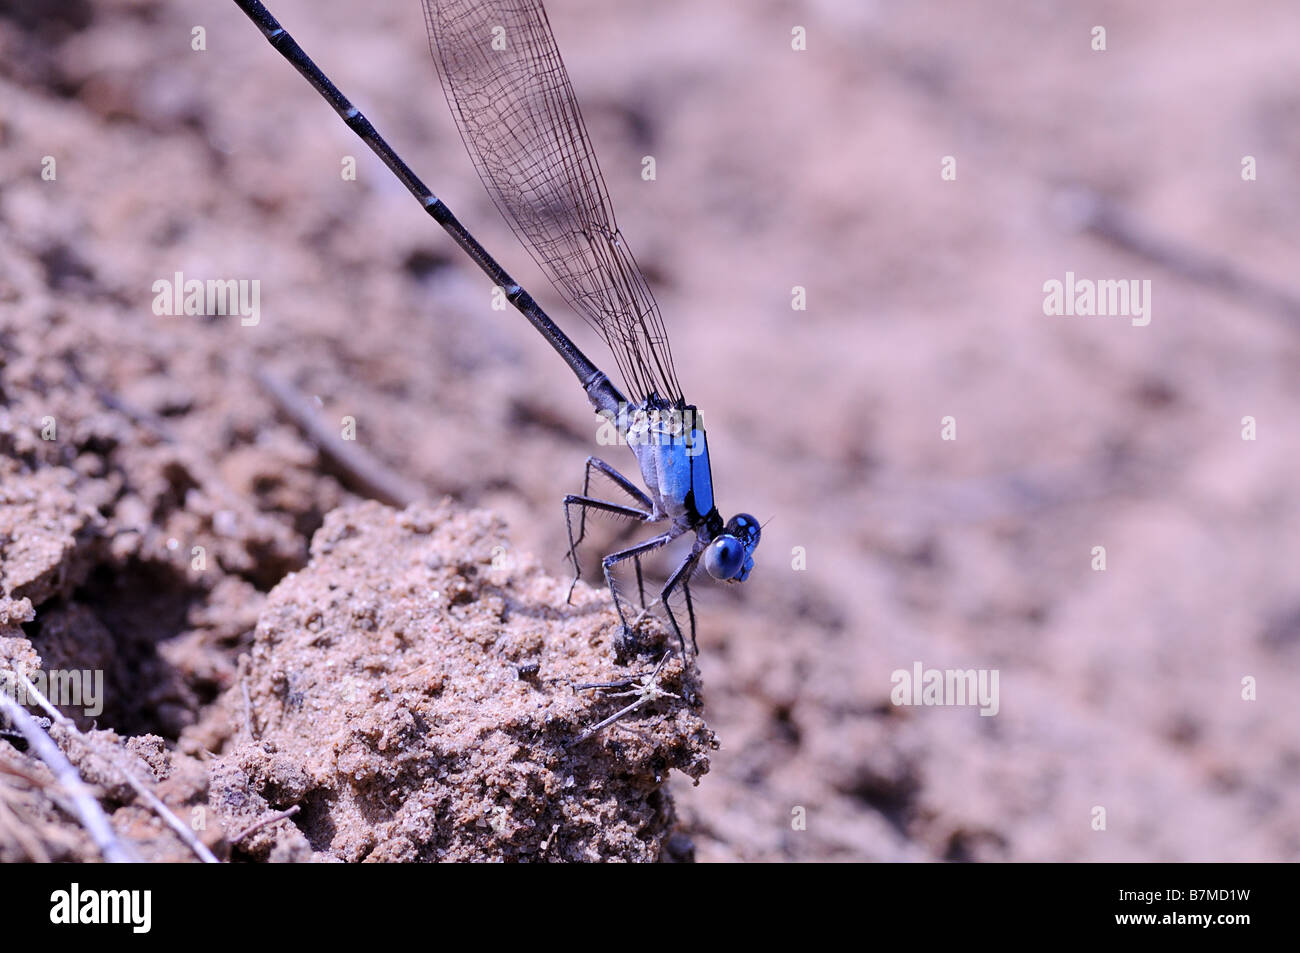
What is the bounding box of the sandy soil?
[1,0,1298,861]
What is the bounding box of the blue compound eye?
[725,513,760,547]
[704,535,745,580]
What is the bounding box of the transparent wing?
[423,0,682,404]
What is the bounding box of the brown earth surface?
[1,0,1298,861]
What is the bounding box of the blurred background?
[2,0,1298,860]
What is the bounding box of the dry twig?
[231,804,301,844]
[257,368,426,507]
[569,652,679,746]
[1057,185,1300,325]
[0,688,135,863]
[7,670,219,863]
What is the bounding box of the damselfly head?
[703,513,761,583]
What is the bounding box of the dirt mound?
[212,500,710,862]
[2,496,710,862]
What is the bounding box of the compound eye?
[726,513,761,548]
[704,535,745,580]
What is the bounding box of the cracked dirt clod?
[0,468,103,606]
[208,500,714,862]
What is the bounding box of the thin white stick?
[0,690,135,863]
[570,653,678,745]
[16,671,218,864]
[115,763,220,864]
[571,696,653,746]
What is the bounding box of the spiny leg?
[602,529,680,659]
[682,572,698,653]
[660,545,704,657]
[634,556,647,608]
[563,495,651,604]
[568,457,655,571]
